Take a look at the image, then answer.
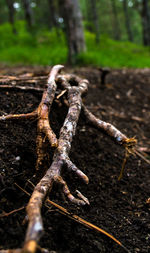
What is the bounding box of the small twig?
[47,199,130,252]
[0,75,47,82]
[0,111,38,121]
[14,183,31,197]
[56,89,67,99]
[0,206,25,218]
[135,149,150,165]
[0,85,44,93]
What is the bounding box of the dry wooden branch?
[0,75,47,86]
[0,65,135,253]
[135,149,150,165]
[23,74,90,253]
[82,104,136,146]
[0,206,25,218]
[0,84,44,93]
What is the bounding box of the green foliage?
[0,21,67,65]
[78,31,150,68]
[0,21,150,68]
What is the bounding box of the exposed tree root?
[9,183,131,253]
[0,65,136,253]
[0,183,130,253]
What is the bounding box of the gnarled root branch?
[23,75,89,253]
[0,66,136,253]
[82,104,137,180]
[82,104,137,147]
[0,65,64,170]
[35,65,64,169]
[82,104,128,144]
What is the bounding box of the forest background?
[0,0,150,68]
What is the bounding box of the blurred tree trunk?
[59,0,86,64]
[141,0,150,45]
[88,0,100,43]
[22,0,34,29]
[122,0,133,41]
[48,0,59,29]
[110,0,121,40]
[6,0,16,33]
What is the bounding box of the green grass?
[0,21,67,65]
[0,21,150,68]
[78,31,150,68]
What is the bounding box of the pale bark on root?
[0,111,38,121]
[82,104,127,144]
[23,76,90,253]
[82,104,137,150]
[0,65,136,253]
[58,74,136,148]
[35,65,64,169]
[0,65,64,170]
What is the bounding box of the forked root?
[23,73,90,253]
[82,105,137,180]
[0,65,136,253]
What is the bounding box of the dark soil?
[0,66,150,253]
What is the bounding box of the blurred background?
[0,0,150,67]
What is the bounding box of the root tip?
[23,240,37,253]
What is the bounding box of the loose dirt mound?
[0,67,150,253]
